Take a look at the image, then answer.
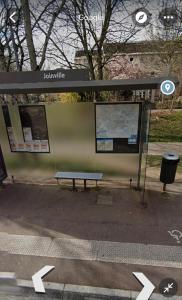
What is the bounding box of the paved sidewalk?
[0,183,182,246]
[148,142,182,155]
[1,232,182,268]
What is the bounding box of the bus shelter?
[0,70,179,204]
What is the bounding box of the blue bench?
[54,171,103,190]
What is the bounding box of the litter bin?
[160,153,180,190]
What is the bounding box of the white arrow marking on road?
[133,272,155,300]
[10,12,16,23]
[32,265,55,293]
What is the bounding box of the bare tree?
[21,0,66,71]
[1,0,150,76]
[58,0,150,80]
[0,0,20,71]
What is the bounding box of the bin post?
[162,183,166,192]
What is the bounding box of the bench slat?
[54,172,103,180]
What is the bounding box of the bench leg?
[73,179,76,191]
[56,178,61,186]
[84,179,87,191]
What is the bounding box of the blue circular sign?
[160,80,175,96]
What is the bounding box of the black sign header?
[0,69,90,84]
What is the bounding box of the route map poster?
[95,103,142,153]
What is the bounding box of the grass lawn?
[147,155,182,173]
[150,110,182,142]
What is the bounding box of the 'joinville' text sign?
[0,69,90,84]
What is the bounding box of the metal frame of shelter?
[0,72,179,202]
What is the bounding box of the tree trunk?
[97,52,103,80]
[0,43,7,71]
[10,26,21,71]
[21,0,38,71]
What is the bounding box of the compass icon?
[132,8,151,27]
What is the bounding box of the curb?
[18,279,182,300]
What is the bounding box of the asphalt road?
[0,252,182,296]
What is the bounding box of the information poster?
[95,103,142,153]
[2,105,50,153]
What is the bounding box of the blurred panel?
[0,102,140,182]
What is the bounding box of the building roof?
[75,40,182,57]
[75,41,152,57]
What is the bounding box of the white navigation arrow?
[133,272,155,300]
[32,265,55,293]
[10,11,16,23]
